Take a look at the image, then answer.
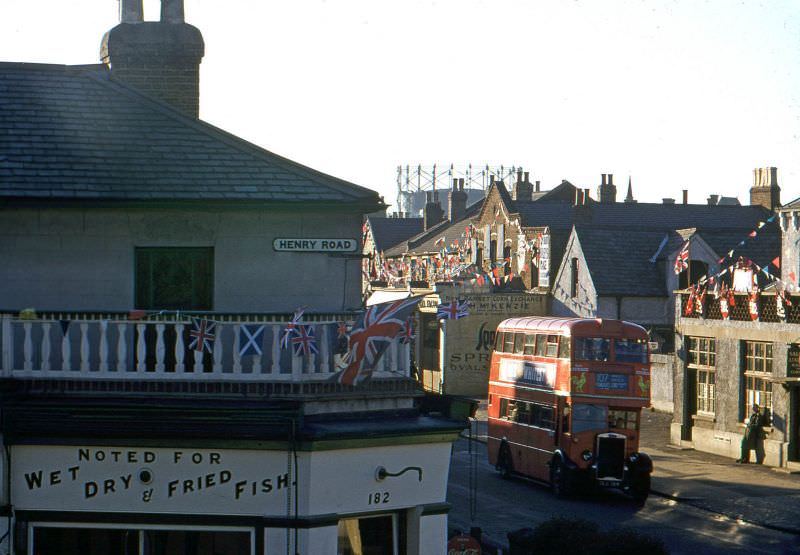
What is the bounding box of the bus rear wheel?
[550,457,571,498]
[496,443,513,479]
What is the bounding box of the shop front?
[5,405,461,555]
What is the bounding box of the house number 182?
[368,491,390,505]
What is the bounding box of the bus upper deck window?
[614,338,648,363]
[494,331,504,352]
[503,332,515,353]
[545,335,559,357]
[558,337,570,359]
[523,334,536,355]
[535,334,546,356]
[574,337,610,361]
[514,333,525,354]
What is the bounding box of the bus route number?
[368,491,390,505]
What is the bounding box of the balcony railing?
[0,311,412,382]
[678,291,800,324]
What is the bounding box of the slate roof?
[514,201,774,231]
[0,63,382,208]
[574,227,669,296]
[387,201,483,256]
[367,217,423,252]
[572,219,781,297]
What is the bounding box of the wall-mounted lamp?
[375,466,423,482]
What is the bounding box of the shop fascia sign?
[273,238,358,253]
[12,446,291,515]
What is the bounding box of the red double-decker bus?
[487,316,652,501]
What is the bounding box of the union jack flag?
[674,240,690,275]
[334,296,423,386]
[399,318,415,344]
[189,317,216,353]
[437,299,470,320]
[281,307,306,349]
[291,324,318,357]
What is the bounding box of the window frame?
[742,340,774,419]
[687,336,716,416]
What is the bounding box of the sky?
[2,0,800,211]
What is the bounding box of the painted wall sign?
[538,233,550,287]
[273,238,357,252]
[788,344,800,378]
[12,446,290,515]
[498,359,556,389]
[595,373,629,391]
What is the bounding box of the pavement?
[465,402,800,538]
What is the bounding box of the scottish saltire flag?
[292,325,318,357]
[437,299,470,320]
[239,324,265,356]
[281,307,306,349]
[673,240,690,275]
[189,317,216,353]
[334,296,423,386]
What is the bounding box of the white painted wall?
[0,207,363,313]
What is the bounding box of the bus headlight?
[581,450,593,462]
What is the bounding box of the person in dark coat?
[737,404,765,464]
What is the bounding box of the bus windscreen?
[572,403,608,433]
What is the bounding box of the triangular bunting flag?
[772,256,780,268]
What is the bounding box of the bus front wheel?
[550,457,571,498]
[496,443,513,479]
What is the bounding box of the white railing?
[0,313,411,382]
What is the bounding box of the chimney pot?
[682,189,688,205]
[524,171,529,182]
[161,0,185,23]
[608,174,613,186]
[583,188,590,203]
[459,177,465,191]
[707,194,719,206]
[601,174,607,186]
[663,198,675,205]
[120,0,144,23]
[452,178,458,191]
[535,180,540,192]
[517,170,523,183]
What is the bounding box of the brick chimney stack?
[513,170,533,202]
[749,167,781,211]
[424,191,445,230]
[100,0,205,118]
[448,178,468,221]
[597,173,617,203]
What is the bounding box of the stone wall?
[650,353,674,413]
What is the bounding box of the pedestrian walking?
[737,404,765,464]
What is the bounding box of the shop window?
[743,340,774,420]
[687,336,716,415]
[558,336,570,359]
[135,247,214,310]
[338,514,402,555]
[32,526,251,555]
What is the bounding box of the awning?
[366,289,411,306]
